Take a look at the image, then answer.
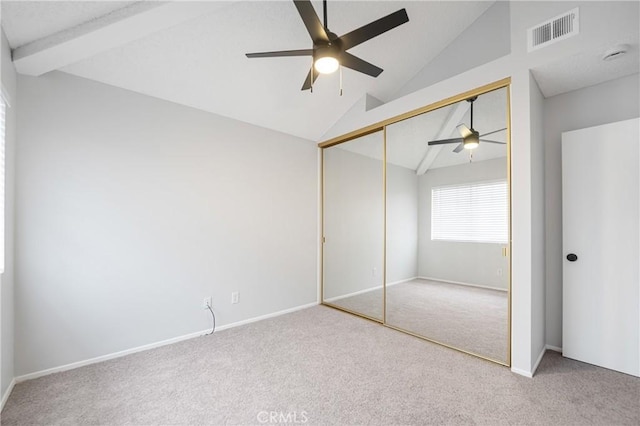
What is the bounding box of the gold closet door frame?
[320,77,512,367]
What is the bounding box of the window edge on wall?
[0,83,12,108]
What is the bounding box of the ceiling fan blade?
[293,0,330,44]
[428,137,464,146]
[246,49,313,58]
[340,52,383,77]
[457,123,472,138]
[301,67,320,91]
[453,143,465,153]
[339,8,409,50]
[480,127,507,138]
[480,139,507,145]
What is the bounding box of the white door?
[562,118,639,377]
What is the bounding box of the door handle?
[566,253,578,262]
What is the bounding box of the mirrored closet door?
[322,131,384,321]
[385,87,510,364]
[321,80,511,365]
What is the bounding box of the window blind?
[431,180,508,244]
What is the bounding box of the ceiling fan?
[428,97,507,153]
[245,0,409,91]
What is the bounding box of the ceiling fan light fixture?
[314,56,339,74]
[314,45,340,74]
[463,132,480,150]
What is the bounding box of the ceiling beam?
[13,1,233,76]
[415,101,470,175]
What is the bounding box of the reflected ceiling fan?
[428,97,507,153]
[245,0,409,91]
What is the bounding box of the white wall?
[529,74,546,366]
[1,28,17,400]
[323,143,384,299]
[386,163,418,284]
[15,72,318,376]
[392,1,511,101]
[543,73,640,349]
[418,158,509,290]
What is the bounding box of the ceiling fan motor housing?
[464,130,480,149]
[314,42,341,61]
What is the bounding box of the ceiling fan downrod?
[467,96,477,129]
[323,0,328,29]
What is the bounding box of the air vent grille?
[528,8,579,52]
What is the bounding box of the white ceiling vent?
[528,8,579,52]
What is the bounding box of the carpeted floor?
[330,279,508,362]
[2,305,638,425]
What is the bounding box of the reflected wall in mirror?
[323,131,384,321]
[385,87,509,363]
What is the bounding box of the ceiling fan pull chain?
[339,65,343,96]
[311,61,314,93]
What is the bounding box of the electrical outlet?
[231,292,239,304]
[497,268,503,276]
[203,297,212,309]
[372,267,377,277]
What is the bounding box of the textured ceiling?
[1,0,137,48]
[524,1,640,98]
[2,1,637,143]
[532,42,640,98]
[52,1,493,141]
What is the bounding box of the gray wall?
[543,72,640,349]
[323,145,418,300]
[418,158,509,290]
[323,144,384,299]
[386,163,418,284]
[15,72,318,376]
[1,29,16,399]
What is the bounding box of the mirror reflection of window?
[385,87,510,364]
[431,180,508,244]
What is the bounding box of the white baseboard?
[15,301,318,384]
[531,346,546,377]
[418,277,508,292]
[387,277,418,286]
[510,346,547,379]
[1,378,16,410]
[511,367,533,379]
[510,366,533,378]
[545,344,562,353]
[324,277,417,303]
[324,285,380,303]
[215,301,318,332]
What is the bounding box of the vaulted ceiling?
[2,1,639,143]
[1,1,493,141]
